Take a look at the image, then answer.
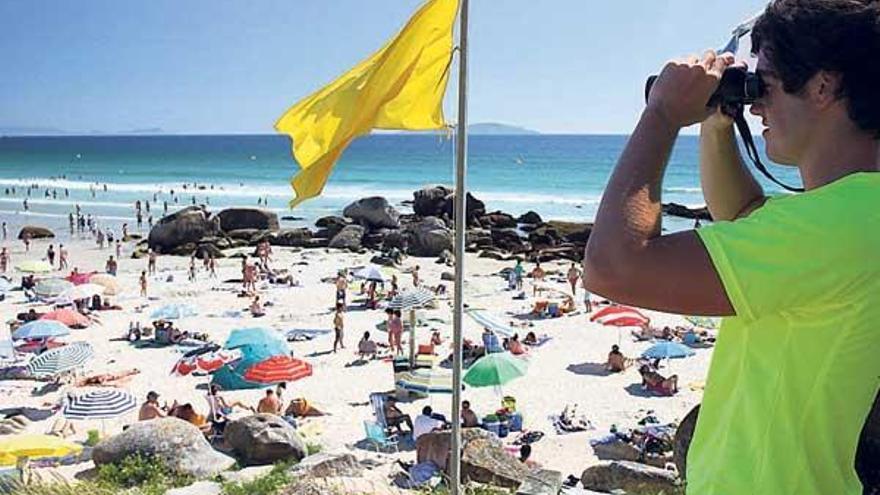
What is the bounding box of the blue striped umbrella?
[395,368,453,394]
[34,278,74,298]
[387,288,435,310]
[27,342,94,378]
[641,342,696,360]
[63,389,137,420]
[12,320,71,340]
[150,303,198,320]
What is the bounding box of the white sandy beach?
[0,234,711,484]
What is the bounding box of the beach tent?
[41,309,91,328]
[212,328,290,390]
[15,260,53,273]
[12,320,70,340]
[0,434,82,466]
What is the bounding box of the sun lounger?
[369,392,390,431]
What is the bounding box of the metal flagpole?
[450,0,469,493]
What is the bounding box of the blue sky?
[0,0,767,135]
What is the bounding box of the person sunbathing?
[383,397,413,434]
[250,296,266,317]
[284,397,327,418]
[256,389,282,415]
[169,403,210,433]
[638,365,678,395]
[507,334,526,355]
[76,368,140,387]
[358,331,378,359]
[606,345,633,372]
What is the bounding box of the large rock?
[517,211,543,225]
[491,228,528,253]
[530,221,592,244]
[148,206,218,254]
[407,216,453,257]
[413,185,453,217]
[92,417,235,478]
[328,225,366,250]
[676,396,880,491]
[288,452,364,478]
[343,197,400,229]
[216,208,279,232]
[479,212,517,229]
[225,414,307,466]
[580,461,679,494]
[663,202,712,221]
[461,428,530,488]
[443,192,486,226]
[271,228,313,247]
[17,225,54,240]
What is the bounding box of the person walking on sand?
[0,247,8,273]
[584,4,880,492]
[139,270,148,297]
[389,309,404,355]
[1,221,6,241]
[58,244,68,270]
[530,262,545,296]
[46,244,56,268]
[208,254,217,278]
[335,270,347,306]
[115,240,121,259]
[147,249,156,275]
[105,255,117,276]
[332,302,345,353]
[188,254,196,282]
[22,231,31,253]
[566,262,581,296]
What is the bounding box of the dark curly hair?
[751,0,880,138]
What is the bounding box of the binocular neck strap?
[734,109,805,193]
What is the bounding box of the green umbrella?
[16,260,53,273]
[463,352,529,388]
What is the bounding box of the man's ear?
[809,70,844,108]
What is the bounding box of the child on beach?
[47,245,55,267]
[335,271,347,306]
[58,244,67,270]
[147,249,156,274]
[139,270,147,297]
[566,262,581,296]
[0,247,8,272]
[412,265,421,287]
[208,255,217,278]
[188,255,196,282]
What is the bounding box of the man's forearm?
[699,124,765,220]
[585,108,679,273]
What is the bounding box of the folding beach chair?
[363,420,399,453]
[369,392,390,431]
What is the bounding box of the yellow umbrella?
[15,260,53,273]
[0,434,82,466]
[87,273,120,295]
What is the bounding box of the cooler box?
[483,419,501,437]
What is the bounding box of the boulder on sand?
[92,417,235,478]
[406,217,453,257]
[17,225,54,240]
[216,208,279,232]
[148,206,217,254]
[342,197,400,229]
[580,461,679,494]
[413,185,452,217]
[328,225,366,250]
[225,414,307,466]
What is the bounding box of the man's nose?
[749,102,764,117]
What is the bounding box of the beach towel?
[286,329,332,341]
[552,404,595,434]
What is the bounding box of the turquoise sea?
[0,134,799,239]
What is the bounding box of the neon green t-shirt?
[689,172,880,495]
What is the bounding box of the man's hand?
[647,50,735,128]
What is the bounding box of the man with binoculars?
[584,0,879,493]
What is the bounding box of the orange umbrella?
[40,309,91,328]
[243,356,312,384]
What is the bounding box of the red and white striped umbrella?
[243,356,312,384]
[172,349,242,376]
[590,305,650,327]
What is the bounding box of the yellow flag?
[275,0,459,207]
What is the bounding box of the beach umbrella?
[243,355,312,384]
[89,273,121,295]
[151,303,198,320]
[40,309,91,328]
[0,434,83,466]
[396,367,453,394]
[12,320,70,340]
[388,288,436,367]
[225,327,287,351]
[684,315,720,330]
[34,278,74,298]
[352,265,387,283]
[641,341,696,360]
[591,305,650,344]
[65,272,93,285]
[172,348,242,376]
[27,342,94,378]
[16,260,53,273]
[60,283,105,301]
[63,389,137,420]
[463,352,529,388]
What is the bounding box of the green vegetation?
[221,460,294,495]
[94,453,193,494]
